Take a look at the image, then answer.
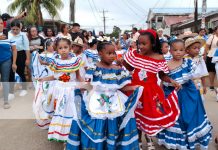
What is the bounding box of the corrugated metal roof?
[150,8,218,14]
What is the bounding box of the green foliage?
[7,0,63,25]
[110,26,121,38]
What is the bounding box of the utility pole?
[201,0,207,28]
[194,0,198,33]
[100,9,109,34]
[69,0,75,23]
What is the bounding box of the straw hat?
[185,37,206,49]
[72,36,84,47]
[178,31,198,40]
[157,28,164,32]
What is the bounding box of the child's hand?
[37,78,44,82]
[171,80,181,91]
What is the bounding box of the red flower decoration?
[59,73,71,82]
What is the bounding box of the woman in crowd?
[43,27,56,41]
[120,32,130,51]
[57,24,72,41]
[0,17,17,109]
[205,26,218,91]
[8,19,30,99]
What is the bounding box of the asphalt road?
[0,88,217,150]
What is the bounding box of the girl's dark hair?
[97,41,113,52]
[10,19,21,28]
[199,28,207,33]
[44,39,53,50]
[208,28,213,34]
[123,32,129,39]
[44,27,55,37]
[82,30,89,41]
[88,31,93,36]
[161,41,169,47]
[139,32,162,54]
[89,38,97,47]
[169,39,184,47]
[55,38,71,48]
[60,24,68,33]
[28,26,38,40]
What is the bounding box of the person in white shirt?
[205,26,218,90]
[132,27,140,41]
[56,24,72,41]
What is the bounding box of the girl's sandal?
[147,142,155,150]
[139,142,143,150]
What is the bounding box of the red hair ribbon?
[139,29,157,40]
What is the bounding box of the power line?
[121,0,141,17]
[128,0,146,13]
[91,0,101,18]
[152,0,161,9]
[91,0,99,12]
[161,0,168,9]
[110,0,139,19]
[87,0,100,25]
[125,0,146,14]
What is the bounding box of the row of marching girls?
[66,29,211,150]
[33,30,212,150]
[32,35,143,149]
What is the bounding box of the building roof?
[171,9,218,28]
[147,8,218,21]
[150,8,218,15]
[164,16,191,27]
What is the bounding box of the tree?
[7,0,63,26]
[110,26,121,39]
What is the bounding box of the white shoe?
[3,103,11,109]
[19,90,27,97]
[8,94,15,100]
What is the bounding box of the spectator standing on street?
[8,20,30,99]
[157,28,167,43]
[41,27,56,42]
[57,24,72,41]
[132,27,140,41]
[28,26,44,54]
[1,12,26,30]
[0,17,17,109]
[82,30,89,44]
[120,32,130,51]
[70,23,82,41]
[98,31,104,37]
[205,26,218,91]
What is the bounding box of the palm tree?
[7,0,63,25]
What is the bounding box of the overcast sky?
[1,0,218,33]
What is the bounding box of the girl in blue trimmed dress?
[84,38,100,65]
[33,39,56,129]
[157,39,212,150]
[38,38,84,142]
[66,41,143,150]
